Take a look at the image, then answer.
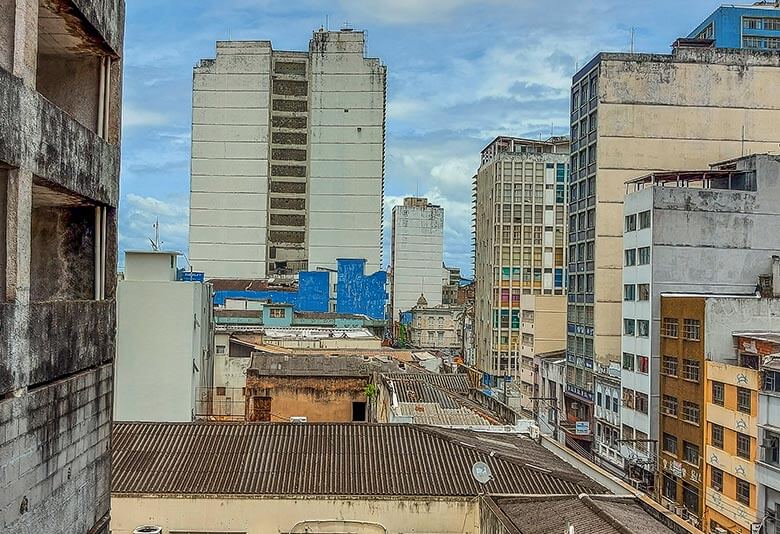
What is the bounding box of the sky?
[120,0,721,277]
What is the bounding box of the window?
[737,387,751,414]
[663,433,678,454]
[662,318,678,338]
[216,386,226,396]
[683,319,700,341]
[711,423,724,449]
[638,283,649,301]
[763,431,780,465]
[682,359,700,382]
[216,345,226,354]
[662,395,678,417]
[683,441,699,465]
[662,356,678,377]
[625,214,636,232]
[638,210,650,229]
[764,370,780,393]
[682,482,699,515]
[622,352,635,371]
[712,381,724,406]
[625,249,636,266]
[682,401,700,425]
[663,474,677,500]
[624,284,636,301]
[637,320,649,337]
[635,392,648,414]
[624,319,636,336]
[269,308,286,318]
[637,355,649,374]
[736,479,751,506]
[638,246,650,265]
[711,467,723,492]
[737,432,751,460]
[623,388,635,410]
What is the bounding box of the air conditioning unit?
[134,527,162,534]
[290,416,307,423]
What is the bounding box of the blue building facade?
[335,259,388,320]
[212,259,388,320]
[688,4,780,49]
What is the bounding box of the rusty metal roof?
[485,495,677,534]
[112,422,603,497]
[383,372,470,394]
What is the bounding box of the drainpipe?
[773,255,780,298]
[94,207,101,300]
[97,57,105,137]
[100,207,107,300]
[103,58,111,139]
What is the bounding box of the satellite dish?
[471,461,493,485]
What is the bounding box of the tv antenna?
[471,461,493,485]
[149,217,163,251]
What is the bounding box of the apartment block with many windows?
[617,154,780,489]
[474,136,568,409]
[688,3,780,50]
[658,294,780,531]
[565,44,780,454]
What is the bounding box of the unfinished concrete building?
[0,0,124,532]
[189,29,386,279]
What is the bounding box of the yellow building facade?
[704,361,760,534]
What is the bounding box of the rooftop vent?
[134,527,162,534]
[672,37,715,50]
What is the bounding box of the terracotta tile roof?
[112,422,604,497]
[485,495,678,534]
[210,279,296,292]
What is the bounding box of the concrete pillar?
[773,255,780,298]
[5,167,31,303]
[12,0,38,87]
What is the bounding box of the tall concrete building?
[114,252,212,423]
[0,0,124,531]
[474,137,569,404]
[689,2,780,49]
[564,44,780,453]
[390,197,444,321]
[189,29,386,279]
[604,155,780,488]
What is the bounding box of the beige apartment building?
[564,43,780,440]
[474,136,569,399]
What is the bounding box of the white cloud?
[338,0,506,25]
[122,106,169,128]
[119,194,189,261]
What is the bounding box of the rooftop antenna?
[149,217,162,251]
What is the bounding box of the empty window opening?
[36,0,116,137]
[352,401,366,422]
[30,178,106,301]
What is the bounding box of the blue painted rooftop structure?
[336,259,388,320]
[212,259,387,320]
[688,3,780,49]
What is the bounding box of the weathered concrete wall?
[0,1,123,532]
[36,54,101,133]
[246,375,368,422]
[30,206,96,301]
[0,363,112,533]
[0,67,120,206]
[111,495,480,534]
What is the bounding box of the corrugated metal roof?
[383,373,470,394]
[112,422,603,497]
[486,495,677,534]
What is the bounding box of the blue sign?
[178,270,205,282]
[575,421,590,435]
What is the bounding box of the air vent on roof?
[133,527,162,534]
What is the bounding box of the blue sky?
[120,0,720,277]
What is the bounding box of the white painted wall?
[307,30,385,273]
[391,200,444,320]
[114,253,212,422]
[190,41,272,279]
